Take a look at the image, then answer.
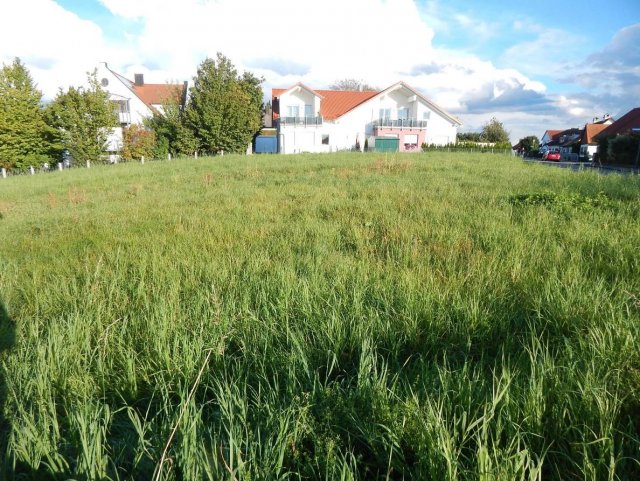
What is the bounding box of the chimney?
[134,73,144,86]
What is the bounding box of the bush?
[121,124,156,161]
[606,134,640,165]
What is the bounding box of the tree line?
[0,53,263,171]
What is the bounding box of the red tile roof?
[596,107,640,138]
[315,90,378,120]
[272,87,378,120]
[544,130,563,141]
[133,83,184,108]
[581,123,609,145]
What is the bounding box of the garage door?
[375,137,399,152]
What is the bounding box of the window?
[101,78,109,87]
[404,134,418,150]
[304,104,313,118]
[322,134,330,145]
[398,107,409,120]
[379,108,391,120]
[287,105,299,117]
[423,111,431,120]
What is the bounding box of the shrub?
[121,124,156,161]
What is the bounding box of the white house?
[95,62,187,158]
[272,82,461,154]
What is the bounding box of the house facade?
[272,82,461,154]
[96,62,187,158]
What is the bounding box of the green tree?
[517,135,540,154]
[186,53,263,154]
[121,124,156,161]
[480,117,510,144]
[457,132,483,142]
[0,58,53,170]
[145,88,198,157]
[46,71,118,163]
[329,78,377,91]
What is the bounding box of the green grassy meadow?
[0,152,639,480]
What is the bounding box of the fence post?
[86,160,91,169]
[58,162,63,171]
[30,166,35,175]
[221,150,224,156]
[168,153,171,161]
[194,151,198,159]
[141,155,145,164]
[1,168,6,179]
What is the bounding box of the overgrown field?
[1,152,639,480]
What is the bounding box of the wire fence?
[0,152,209,180]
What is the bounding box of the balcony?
[277,116,323,127]
[373,118,428,129]
[118,112,131,125]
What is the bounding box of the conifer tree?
[0,58,52,169]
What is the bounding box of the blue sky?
[1,0,639,141]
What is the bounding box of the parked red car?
[543,151,561,161]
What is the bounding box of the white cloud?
[4,0,621,143]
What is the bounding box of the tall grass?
[0,152,639,480]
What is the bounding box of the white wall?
[277,84,460,153]
[96,63,152,126]
[278,87,321,118]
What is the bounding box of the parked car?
[543,151,561,161]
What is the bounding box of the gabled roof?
[106,64,186,109]
[272,81,461,124]
[133,83,183,106]
[272,83,375,120]
[542,129,563,143]
[376,81,462,125]
[312,90,379,120]
[596,107,640,138]
[581,123,609,145]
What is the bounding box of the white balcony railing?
[373,118,428,129]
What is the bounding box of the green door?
[375,137,399,152]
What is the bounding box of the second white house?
[272,82,462,154]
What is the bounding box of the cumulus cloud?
[3,0,635,142]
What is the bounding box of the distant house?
[595,108,640,138]
[96,62,188,159]
[579,122,612,161]
[540,130,563,151]
[271,82,461,154]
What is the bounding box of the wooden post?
[141,156,145,164]
[194,151,198,159]
[221,150,224,156]
[30,166,35,175]
[168,153,171,161]
[1,168,6,179]
[86,160,91,168]
[58,162,63,171]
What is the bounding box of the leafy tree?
[186,53,263,154]
[121,124,156,161]
[605,133,640,166]
[480,117,510,144]
[46,71,118,163]
[517,135,540,154]
[329,78,377,91]
[145,88,197,157]
[0,58,53,170]
[457,132,483,142]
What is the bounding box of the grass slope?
[0,152,639,480]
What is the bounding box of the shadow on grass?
[0,300,15,478]
[0,302,81,481]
